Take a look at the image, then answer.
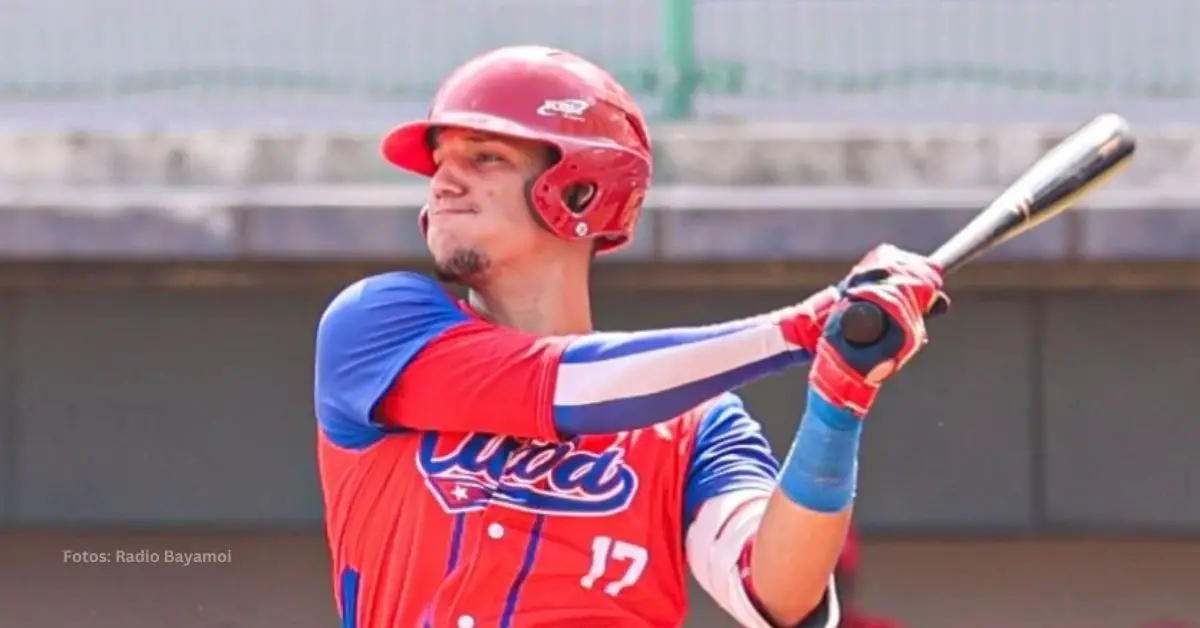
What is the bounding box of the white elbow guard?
[685,490,840,628]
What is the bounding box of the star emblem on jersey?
[432,480,489,505]
[417,433,640,517]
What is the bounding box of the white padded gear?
[685,489,840,628]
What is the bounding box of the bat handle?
[838,301,889,347]
[838,246,951,347]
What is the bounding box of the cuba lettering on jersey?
[418,433,639,517]
[314,273,840,628]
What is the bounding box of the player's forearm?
[750,494,851,624]
[750,387,862,624]
[553,289,836,436]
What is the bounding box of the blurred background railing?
[3,0,1199,125]
[1,2,1198,628]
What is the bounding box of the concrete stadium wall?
[0,284,1197,531]
[1,282,1198,627]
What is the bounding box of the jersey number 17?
[580,535,649,596]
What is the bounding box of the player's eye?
[473,151,507,165]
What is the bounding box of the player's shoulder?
[320,271,458,326]
[682,392,757,433]
[323,271,447,314]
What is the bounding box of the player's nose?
[430,162,468,200]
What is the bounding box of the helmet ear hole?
[563,183,596,215]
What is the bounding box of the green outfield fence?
[2,0,1198,123]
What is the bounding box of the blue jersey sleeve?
[314,272,470,450]
[683,393,781,524]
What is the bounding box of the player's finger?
[843,267,891,290]
[846,271,949,315]
[849,276,941,328]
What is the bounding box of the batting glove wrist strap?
[774,285,840,355]
[809,339,880,416]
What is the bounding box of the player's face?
[426,129,557,284]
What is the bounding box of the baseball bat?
[840,113,1137,347]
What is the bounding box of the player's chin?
[429,243,491,285]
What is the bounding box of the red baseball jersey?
[315,272,840,628]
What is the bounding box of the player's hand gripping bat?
[839,113,1137,347]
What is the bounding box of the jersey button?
[457,615,475,628]
[487,523,505,539]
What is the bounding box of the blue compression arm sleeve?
[553,320,811,435]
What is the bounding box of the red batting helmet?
[381,45,653,254]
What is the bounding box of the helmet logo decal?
[537,98,591,121]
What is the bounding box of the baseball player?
[315,45,948,628]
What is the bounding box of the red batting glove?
[774,244,949,359]
[807,244,950,415]
[771,285,840,354]
[842,243,951,325]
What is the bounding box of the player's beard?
[434,247,491,285]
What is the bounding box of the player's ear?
[538,145,561,172]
